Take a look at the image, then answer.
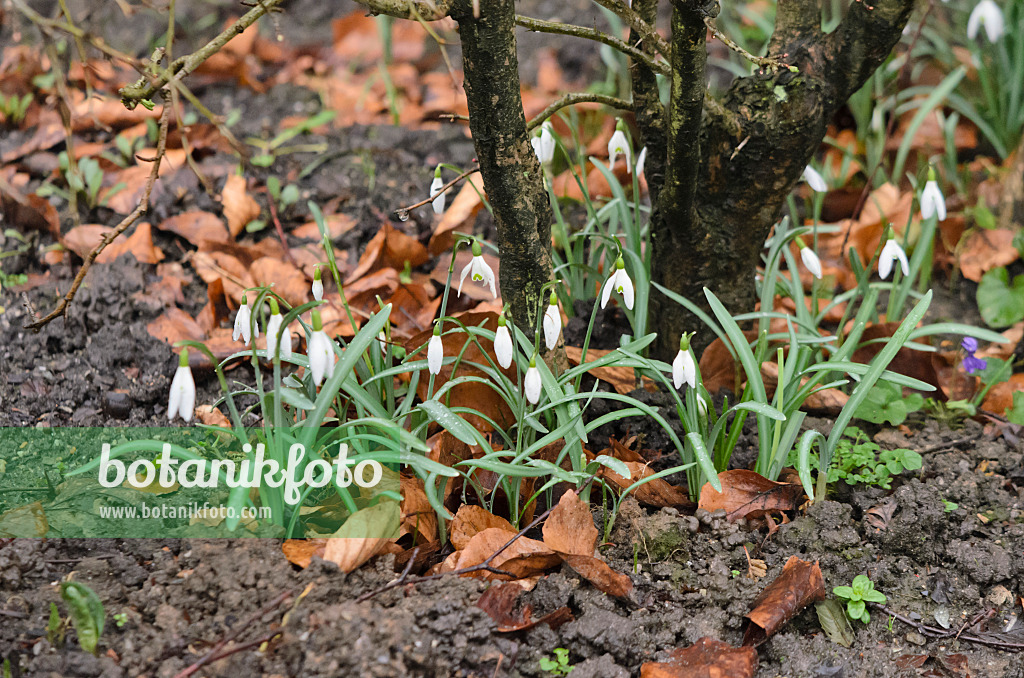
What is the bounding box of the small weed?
[0,92,33,126]
[833,574,886,624]
[791,426,922,490]
[539,648,574,675]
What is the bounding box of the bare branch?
[527,93,633,130]
[350,0,453,21]
[515,15,669,76]
[11,0,145,71]
[588,0,670,57]
[704,16,792,72]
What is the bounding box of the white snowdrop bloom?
[430,167,446,215]
[797,238,823,279]
[608,121,631,171]
[494,314,513,369]
[696,393,708,417]
[919,176,946,221]
[802,165,828,193]
[427,324,443,375]
[266,298,292,361]
[600,257,634,310]
[232,295,256,346]
[311,266,323,301]
[635,146,647,178]
[458,240,497,298]
[167,349,196,422]
[524,358,542,405]
[307,311,336,386]
[878,239,910,280]
[967,0,1004,42]
[532,121,556,168]
[672,335,697,390]
[377,330,388,357]
[542,292,562,351]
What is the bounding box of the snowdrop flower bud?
[878,239,910,280]
[524,355,542,405]
[967,0,1004,42]
[494,313,513,369]
[696,393,708,417]
[266,298,292,361]
[167,349,196,422]
[542,291,562,351]
[307,310,336,386]
[430,166,446,215]
[232,294,256,346]
[919,168,946,221]
[672,333,697,390]
[600,257,635,310]
[312,265,323,301]
[427,322,443,375]
[608,120,631,172]
[802,165,828,193]
[531,121,556,169]
[635,146,647,178]
[458,240,497,298]
[796,237,823,279]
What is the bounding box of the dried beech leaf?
[640,637,758,678]
[400,476,437,544]
[322,501,400,573]
[542,490,598,556]
[0,501,49,537]
[221,174,261,237]
[157,210,230,246]
[282,538,326,569]
[698,470,804,521]
[476,582,573,632]
[560,553,633,598]
[456,527,560,580]
[450,505,515,551]
[743,556,826,646]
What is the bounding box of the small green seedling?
[855,380,924,426]
[833,575,886,624]
[60,580,105,655]
[539,648,574,675]
[46,602,65,648]
[113,612,128,628]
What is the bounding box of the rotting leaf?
[815,598,855,648]
[400,475,437,544]
[743,556,826,647]
[450,505,515,550]
[864,496,898,533]
[640,637,758,678]
[476,581,573,632]
[698,469,804,522]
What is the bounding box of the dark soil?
[3,2,1024,677]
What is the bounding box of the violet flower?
[961,337,987,375]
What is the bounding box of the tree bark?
[648,0,916,357]
[451,0,554,341]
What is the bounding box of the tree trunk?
[451,0,555,343]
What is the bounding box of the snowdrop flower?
[427,322,443,375]
[167,349,196,422]
[967,0,1004,42]
[878,239,910,280]
[796,237,822,279]
[232,294,256,346]
[311,265,323,301]
[802,165,828,193]
[494,313,513,369]
[430,166,446,215]
[377,330,388,357]
[531,121,556,170]
[600,257,634,310]
[696,393,708,417]
[961,336,988,375]
[672,333,697,390]
[635,146,647,178]
[458,240,497,298]
[524,355,542,405]
[543,291,562,351]
[266,298,292,361]
[919,169,946,221]
[307,310,336,386]
[608,120,631,172]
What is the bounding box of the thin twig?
[588,0,670,57]
[913,430,983,455]
[26,94,173,332]
[703,16,792,72]
[527,93,634,131]
[11,0,145,72]
[395,166,480,218]
[515,15,669,76]
[874,603,1024,651]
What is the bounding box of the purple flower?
[961,337,987,375]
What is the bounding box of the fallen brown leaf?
[698,469,804,522]
[542,490,598,556]
[322,501,401,573]
[157,210,230,246]
[450,504,515,550]
[640,637,758,678]
[476,581,573,632]
[742,555,826,646]
[456,527,561,580]
[282,538,327,568]
[221,174,261,237]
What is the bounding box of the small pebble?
[102,391,132,419]
[906,631,927,646]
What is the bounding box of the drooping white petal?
[427,334,443,375]
[919,180,946,221]
[601,268,634,309]
[672,349,696,390]
[312,278,323,301]
[494,324,513,369]
[533,122,555,167]
[800,247,823,279]
[802,165,828,193]
[635,146,647,177]
[543,303,561,351]
[232,303,252,345]
[607,129,630,170]
[266,313,292,360]
[968,0,1004,42]
[878,239,910,280]
[430,176,446,215]
[168,364,195,422]
[469,255,497,298]
[524,365,542,404]
[531,136,544,165]
[308,331,335,386]
[696,394,708,417]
